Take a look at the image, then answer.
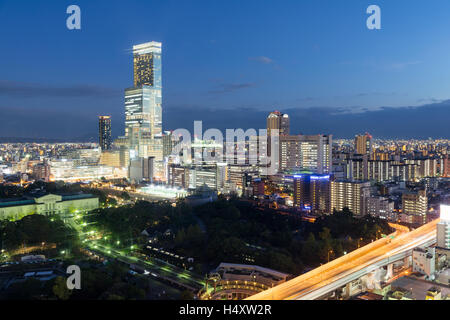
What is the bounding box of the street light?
[328,249,333,263]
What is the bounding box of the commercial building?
[293,173,331,214]
[0,193,99,221]
[267,111,289,137]
[129,157,154,183]
[299,135,332,174]
[116,41,164,180]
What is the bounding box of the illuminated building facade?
[267,111,289,137]
[401,189,427,225]
[0,193,99,221]
[299,135,332,174]
[116,41,164,180]
[355,133,373,156]
[293,173,331,214]
[331,180,370,216]
[98,116,112,151]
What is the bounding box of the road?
[246,219,439,300]
[64,212,204,291]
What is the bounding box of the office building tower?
[129,157,154,184]
[99,116,112,151]
[293,173,331,214]
[279,135,301,171]
[299,135,332,174]
[267,111,289,136]
[133,41,162,88]
[116,41,164,180]
[355,133,373,156]
[278,134,332,174]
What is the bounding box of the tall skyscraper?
[267,111,290,136]
[355,133,373,156]
[133,42,162,88]
[117,41,164,180]
[98,116,112,151]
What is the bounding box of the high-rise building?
[401,189,427,225]
[129,157,154,183]
[267,111,289,136]
[32,162,51,182]
[293,173,331,214]
[443,155,450,178]
[168,165,190,189]
[133,41,162,88]
[278,134,332,174]
[279,135,301,171]
[437,205,450,249]
[116,41,164,180]
[98,116,112,151]
[299,135,332,174]
[331,180,370,216]
[355,133,373,156]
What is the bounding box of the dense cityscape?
[0,38,449,303]
[1,4,450,317]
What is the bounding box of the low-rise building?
[0,193,99,220]
[412,247,435,278]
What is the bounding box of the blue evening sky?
[0,0,449,139]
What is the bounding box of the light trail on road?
[247,219,439,300]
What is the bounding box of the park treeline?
[0,214,78,252]
[88,197,393,275]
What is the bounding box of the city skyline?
[1,1,450,139]
[0,2,450,304]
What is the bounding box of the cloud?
[162,100,450,139]
[208,82,256,94]
[388,61,422,70]
[338,60,422,71]
[1,98,449,140]
[249,56,274,64]
[0,80,121,98]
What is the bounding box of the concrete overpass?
[247,219,439,300]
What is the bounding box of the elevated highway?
[247,219,439,300]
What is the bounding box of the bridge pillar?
[385,263,393,280]
[344,283,351,299]
[404,256,410,268]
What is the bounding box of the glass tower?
[119,41,164,180]
[124,42,163,155]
